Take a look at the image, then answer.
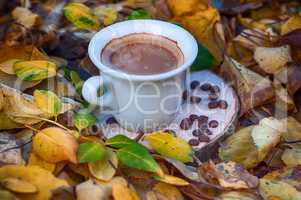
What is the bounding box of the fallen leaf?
[218,191,260,200]
[0,133,24,165]
[282,148,301,167]
[117,143,164,176]
[219,125,260,168]
[112,178,140,200]
[0,165,68,200]
[0,177,38,194]
[63,3,101,30]
[154,174,189,186]
[73,109,97,132]
[32,127,78,163]
[281,15,301,35]
[14,60,57,81]
[11,7,39,29]
[105,134,136,148]
[76,179,111,200]
[128,9,152,20]
[277,29,301,48]
[34,90,62,117]
[214,161,259,189]
[28,153,56,173]
[251,117,284,161]
[152,182,184,200]
[254,46,292,74]
[145,132,193,163]
[95,7,118,26]
[77,142,107,163]
[220,57,274,116]
[88,148,118,181]
[0,190,17,200]
[0,59,21,75]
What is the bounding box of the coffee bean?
[200,83,212,91]
[190,96,202,103]
[192,129,202,137]
[208,101,220,109]
[106,117,118,124]
[182,90,189,101]
[199,134,210,143]
[219,100,228,109]
[209,120,219,128]
[180,118,193,130]
[189,114,199,122]
[198,115,208,124]
[209,93,219,100]
[205,129,213,135]
[190,80,200,90]
[188,139,200,146]
[210,85,220,94]
[198,123,208,130]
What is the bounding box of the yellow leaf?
[145,132,192,163]
[14,60,56,81]
[0,190,17,200]
[88,149,118,181]
[281,15,301,35]
[95,7,118,26]
[154,174,189,186]
[32,127,78,163]
[0,59,21,75]
[152,182,184,200]
[112,179,140,200]
[64,3,101,30]
[33,90,62,116]
[0,165,68,200]
[167,0,222,63]
[0,177,37,194]
[28,153,56,172]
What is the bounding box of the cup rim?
[88,19,198,81]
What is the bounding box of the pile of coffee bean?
[179,113,218,146]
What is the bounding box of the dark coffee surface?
[101,33,183,75]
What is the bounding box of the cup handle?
[82,75,116,113]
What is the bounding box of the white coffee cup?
[82,20,198,132]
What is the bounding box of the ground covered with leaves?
[1,0,301,199]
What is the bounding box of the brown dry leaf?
[0,177,38,194]
[233,29,267,51]
[151,182,184,200]
[28,152,56,173]
[281,148,301,167]
[32,127,78,163]
[281,15,301,35]
[0,133,24,165]
[214,161,259,189]
[220,56,274,116]
[0,165,68,200]
[238,15,268,31]
[254,46,292,74]
[167,0,223,63]
[273,79,296,113]
[11,7,39,29]
[275,63,301,96]
[259,167,301,200]
[281,117,301,142]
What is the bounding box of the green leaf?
[128,9,152,20]
[72,109,97,131]
[77,142,107,163]
[33,90,62,116]
[190,43,217,71]
[117,143,163,176]
[70,71,82,84]
[106,135,136,148]
[145,132,193,163]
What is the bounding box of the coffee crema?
[101,33,184,75]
